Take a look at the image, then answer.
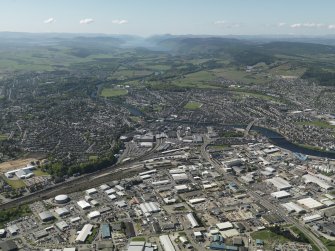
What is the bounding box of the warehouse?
[101,224,111,239]
[216,222,233,231]
[15,168,34,179]
[152,180,170,186]
[105,188,116,195]
[174,185,189,193]
[159,235,176,251]
[266,177,292,190]
[109,194,117,200]
[302,214,323,223]
[55,221,69,231]
[38,211,55,222]
[281,202,306,214]
[115,185,125,191]
[55,207,70,217]
[303,174,333,190]
[87,211,100,219]
[76,224,93,243]
[77,200,91,210]
[271,191,291,199]
[34,229,48,240]
[297,197,324,210]
[186,213,199,228]
[189,198,206,204]
[85,188,98,195]
[99,184,110,190]
[139,202,160,216]
[171,173,189,183]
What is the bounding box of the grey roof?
[38,211,54,221]
[0,240,18,251]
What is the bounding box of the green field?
[3,177,26,189]
[296,120,335,129]
[88,155,98,161]
[231,89,282,102]
[132,236,146,241]
[251,230,290,249]
[100,88,128,97]
[33,169,50,176]
[184,101,202,110]
[0,134,7,141]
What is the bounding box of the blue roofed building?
[101,223,111,239]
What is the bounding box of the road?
[249,190,327,251]
[198,135,327,251]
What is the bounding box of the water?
[252,126,335,159]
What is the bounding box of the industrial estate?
[1,28,335,251]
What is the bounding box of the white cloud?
[328,25,335,29]
[112,19,128,24]
[277,22,286,27]
[290,23,324,28]
[44,18,55,24]
[79,18,94,25]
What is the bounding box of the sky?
[1,0,335,36]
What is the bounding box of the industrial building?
[101,224,111,239]
[271,191,291,199]
[85,188,98,195]
[159,235,176,251]
[55,207,70,217]
[38,211,55,222]
[186,213,199,228]
[216,222,234,231]
[55,221,69,231]
[188,198,206,204]
[302,174,333,190]
[297,197,324,210]
[77,200,91,210]
[76,224,93,243]
[139,202,160,216]
[87,211,100,219]
[281,202,306,214]
[266,177,292,190]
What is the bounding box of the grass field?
[231,90,281,102]
[210,67,268,84]
[132,236,146,241]
[33,169,50,176]
[296,120,335,129]
[89,155,98,161]
[0,134,7,141]
[100,88,128,97]
[251,230,290,249]
[3,176,26,189]
[184,101,202,110]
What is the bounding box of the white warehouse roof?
[281,202,305,214]
[297,197,324,209]
[266,177,292,190]
[271,191,291,199]
[303,174,333,190]
[85,188,97,195]
[87,211,100,219]
[159,235,176,251]
[216,221,233,230]
[186,213,199,228]
[76,224,93,243]
[77,200,91,210]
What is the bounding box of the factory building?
[302,174,333,190]
[38,211,55,222]
[101,224,111,239]
[55,207,70,217]
[87,211,100,219]
[159,235,176,251]
[266,177,292,191]
[271,191,291,199]
[186,213,199,228]
[77,200,91,210]
[76,224,93,243]
[281,202,306,214]
[297,197,324,210]
[139,202,160,216]
[85,188,98,195]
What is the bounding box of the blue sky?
[1,0,335,36]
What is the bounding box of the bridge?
[244,118,258,136]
